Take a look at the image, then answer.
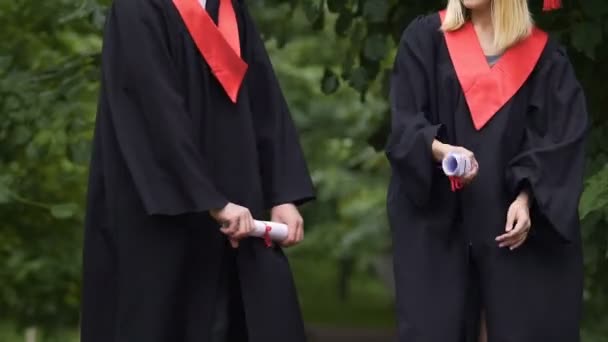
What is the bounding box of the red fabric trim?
[439,10,548,130]
[173,0,247,103]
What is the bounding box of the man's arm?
[240,2,315,209]
[239,2,315,246]
[101,0,228,216]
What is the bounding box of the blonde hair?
[441,0,534,52]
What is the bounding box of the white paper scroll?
[442,153,472,177]
[219,220,289,246]
[249,220,289,242]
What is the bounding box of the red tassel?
[543,0,561,11]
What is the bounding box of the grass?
[0,322,78,342]
[291,255,395,328]
[0,322,22,342]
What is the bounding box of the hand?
[210,203,255,248]
[271,203,304,247]
[432,140,479,184]
[496,192,531,250]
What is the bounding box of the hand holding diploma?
[211,203,255,248]
[212,203,304,248]
[432,140,479,189]
[442,153,472,177]
[271,203,304,247]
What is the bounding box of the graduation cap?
[542,0,561,11]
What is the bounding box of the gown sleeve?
[505,46,588,242]
[240,2,315,208]
[385,16,443,207]
[101,0,228,216]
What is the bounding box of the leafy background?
[0,0,607,341]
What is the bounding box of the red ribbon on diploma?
[449,176,463,192]
[264,225,273,248]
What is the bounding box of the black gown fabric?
[80,0,314,341]
[386,14,587,342]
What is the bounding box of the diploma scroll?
[250,220,289,245]
[219,220,288,248]
[442,153,472,177]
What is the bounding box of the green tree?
[0,0,103,335]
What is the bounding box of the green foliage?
[0,0,102,332]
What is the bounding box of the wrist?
[210,202,230,218]
[272,203,296,211]
[431,140,449,162]
[516,191,531,207]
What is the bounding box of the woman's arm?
[505,45,588,242]
[385,15,444,206]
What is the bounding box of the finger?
[511,213,529,235]
[282,221,298,247]
[496,227,521,242]
[285,225,297,246]
[220,218,239,236]
[496,229,516,241]
[296,220,304,243]
[501,231,527,249]
[239,213,253,237]
[498,233,525,248]
[504,209,516,233]
[470,161,479,178]
[233,215,250,240]
[229,238,239,249]
[462,172,475,184]
[510,234,528,250]
[292,219,303,244]
[247,216,255,235]
[498,218,529,246]
[497,224,526,241]
[462,163,479,184]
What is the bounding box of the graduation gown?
[386,13,587,342]
[80,0,314,341]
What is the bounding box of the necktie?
[218,0,241,57]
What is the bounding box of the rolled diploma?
[442,153,472,177]
[249,220,289,242]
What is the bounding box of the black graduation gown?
[386,13,587,342]
[80,0,314,341]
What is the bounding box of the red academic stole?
[173,0,248,103]
[439,10,548,130]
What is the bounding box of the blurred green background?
[1,0,608,341]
